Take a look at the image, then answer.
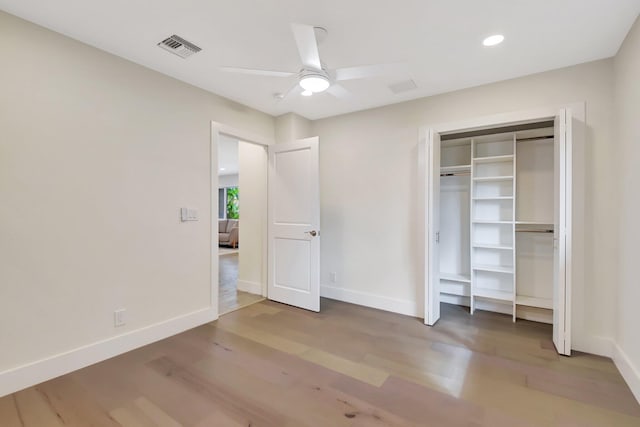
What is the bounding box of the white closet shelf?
[472,155,514,164]
[472,220,513,224]
[473,243,513,250]
[473,264,514,274]
[475,139,513,145]
[515,221,554,226]
[440,273,471,283]
[473,176,514,182]
[473,196,513,200]
[440,165,471,173]
[516,296,553,310]
[440,282,470,297]
[474,288,513,302]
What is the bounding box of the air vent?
[157,35,201,59]
[388,79,417,94]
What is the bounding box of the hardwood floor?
[1,300,639,426]
[218,252,263,315]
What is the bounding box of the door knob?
[306,230,318,237]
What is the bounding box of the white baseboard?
[321,284,420,317]
[572,335,613,358]
[0,307,217,398]
[613,343,640,404]
[438,295,553,324]
[440,294,470,307]
[237,280,262,295]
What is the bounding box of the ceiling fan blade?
[275,80,302,102]
[291,24,322,70]
[327,84,351,99]
[220,66,296,78]
[334,62,409,81]
[284,81,302,99]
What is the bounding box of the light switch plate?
[181,207,198,222]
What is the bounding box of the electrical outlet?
[114,309,126,327]
[330,272,337,283]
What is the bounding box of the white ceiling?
[1,0,639,120]
[218,135,238,176]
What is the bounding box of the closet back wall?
[312,58,616,355]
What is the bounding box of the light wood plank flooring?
[1,300,639,426]
[218,252,263,314]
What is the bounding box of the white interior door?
[267,137,320,312]
[424,129,441,325]
[553,109,572,355]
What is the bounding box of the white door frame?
[210,121,273,320]
[419,102,584,352]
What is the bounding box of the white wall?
[311,59,616,355]
[0,10,274,391]
[275,112,313,143]
[218,134,240,176]
[614,15,640,400]
[219,174,239,188]
[237,142,268,294]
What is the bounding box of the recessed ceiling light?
[219,167,226,171]
[301,90,313,97]
[483,34,504,47]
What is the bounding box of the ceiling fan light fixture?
[299,73,330,93]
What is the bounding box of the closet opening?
[421,108,573,355]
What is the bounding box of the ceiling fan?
[220,24,409,99]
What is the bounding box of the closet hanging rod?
[515,229,554,233]
[440,172,471,177]
[516,136,554,142]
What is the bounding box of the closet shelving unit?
[469,135,517,320]
[437,124,558,326]
[439,139,473,301]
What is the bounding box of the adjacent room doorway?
[211,123,321,319]
[217,134,265,314]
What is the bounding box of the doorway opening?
[216,133,268,315]
[211,122,321,319]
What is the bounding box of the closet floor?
[1,300,638,426]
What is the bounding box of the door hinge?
[435,231,440,243]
